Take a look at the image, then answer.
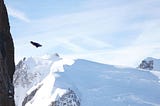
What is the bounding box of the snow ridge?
[14,55,160,106]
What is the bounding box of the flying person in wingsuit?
[30,41,42,48]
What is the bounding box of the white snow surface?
[14,54,160,106]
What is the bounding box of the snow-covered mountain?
[138,57,160,71]
[14,54,160,106]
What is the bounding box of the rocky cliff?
[0,0,15,105]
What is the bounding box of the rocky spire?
[0,0,15,105]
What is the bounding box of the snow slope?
[14,53,61,106]
[14,54,160,106]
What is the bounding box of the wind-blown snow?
[14,54,160,106]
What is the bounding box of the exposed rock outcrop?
[138,57,160,71]
[139,60,153,70]
[50,89,80,106]
[22,84,43,106]
[0,0,15,105]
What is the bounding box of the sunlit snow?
[14,54,160,106]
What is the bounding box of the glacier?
[14,54,160,106]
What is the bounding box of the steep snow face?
[14,55,160,106]
[139,57,160,71]
[14,53,61,106]
[23,58,80,106]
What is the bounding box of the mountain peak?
[14,55,160,106]
[138,57,160,71]
[41,53,60,60]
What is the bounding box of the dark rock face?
[139,60,153,70]
[22,84,43,106]
[50,89,80,106]
[0,0,15,106]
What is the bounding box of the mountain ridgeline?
[14,54,160,106]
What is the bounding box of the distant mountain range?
[14,54,160,106]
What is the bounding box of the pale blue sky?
[5,0,160,66]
